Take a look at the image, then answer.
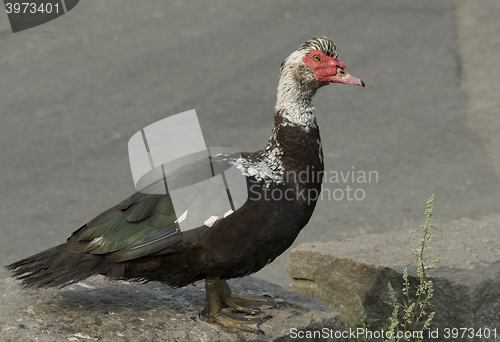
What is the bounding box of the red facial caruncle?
[302,50,365,87]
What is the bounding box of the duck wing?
[70,153,248,262]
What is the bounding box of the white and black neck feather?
[232,40,335,187]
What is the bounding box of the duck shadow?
[55,277,206,314]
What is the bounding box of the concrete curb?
[287,215,500,341]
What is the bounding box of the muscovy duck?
[6,37,364,334]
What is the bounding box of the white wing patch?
[202,210,233,228]
[175,209,188,224]
[204,215,218,228]
[89,236,105,248]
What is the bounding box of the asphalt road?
[1,0,499,287]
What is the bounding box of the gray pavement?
[1,0,498,288]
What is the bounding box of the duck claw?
[214,312,272,334]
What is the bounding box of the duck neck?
[274,70,318,129]
[260,76,323,183]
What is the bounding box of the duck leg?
[219,279,283,313]
[200,277,273,334]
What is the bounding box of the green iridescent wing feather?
[71,155,243,262]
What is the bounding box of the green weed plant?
[348,195,440,342]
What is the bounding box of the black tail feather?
[5,242,125,289]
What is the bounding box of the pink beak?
[330,67,365,87]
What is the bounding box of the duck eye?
[313,54,321,62]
